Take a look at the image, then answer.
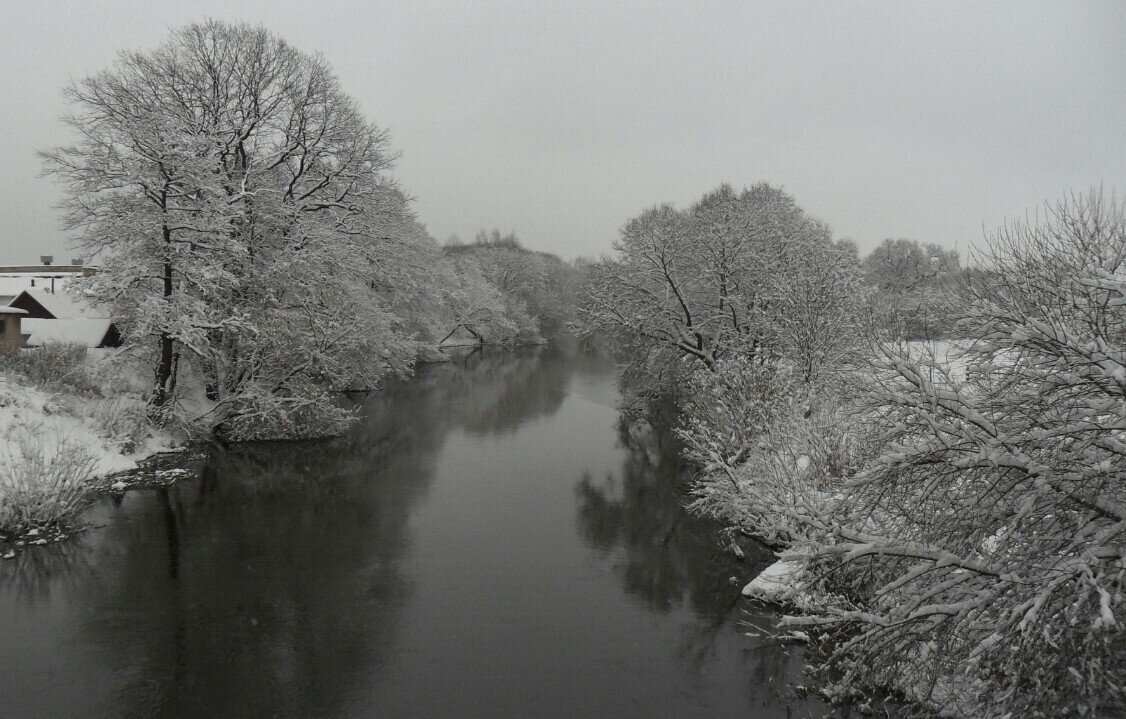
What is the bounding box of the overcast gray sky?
[1,1,1123,262]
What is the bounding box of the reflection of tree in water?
[576,410,826,717]
[54,344,589,717]
[415,345,571,436]
[74,437,426,716]
[0,537,98,601]
[576,409,753,620]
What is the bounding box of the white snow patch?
[743,557,804,601]
[0,372,177,480]
[904,339,972,381]
[980,528,1004,555]
[23,318,116,348]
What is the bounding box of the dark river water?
[0,343,826,718]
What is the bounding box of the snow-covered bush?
[789,190,1126,718]
[0,429,98,534]
[0,342,99,396]
[679,358,873,546]
[205,383,356,442]
[87,396,153,451]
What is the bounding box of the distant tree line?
[861,237,961,339]
[441,229,582,342]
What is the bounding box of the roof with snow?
[0,266,85,274]
[23,318,117,348]
[9,288,108,320]
[0,307,26,315]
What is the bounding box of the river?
[0,343,827,718]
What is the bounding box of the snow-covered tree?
[437,253,528,345]
[863,238,958,292]
[862,238,960,340]
[772,241,869,383]
[446,230,579,340]
[582,183,862,399]
[43,21,428,438]
[788,190,1125,717]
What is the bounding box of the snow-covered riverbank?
[0,360,181,549]
[0,374,177,478]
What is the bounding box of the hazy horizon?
[1,1,1122,262]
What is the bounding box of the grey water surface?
[0,344,826,718]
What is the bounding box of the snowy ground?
[903,338,972,381]
[0,367,183,553]
[0,372,178,482]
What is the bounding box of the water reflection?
[0,539,97,602]
[73,440,424,715]
[575,409,826,717]
[576,412,758,618]
[68,349,577,717]
[410,345,574,436]
[0,343,825,718]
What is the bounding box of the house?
[5,287,121,349]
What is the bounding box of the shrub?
[87,396,153,451]
[0,429,98,534]
[679,358,874,547]
[0,342,100,396]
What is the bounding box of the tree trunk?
[151,225,178,407]
[152,329,179,407]
[440,323,485,346]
